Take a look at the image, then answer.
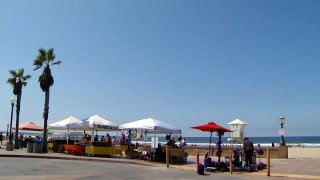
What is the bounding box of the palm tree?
[7,69,31,149]
[34,48,61,153]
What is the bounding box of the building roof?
[227,118,248,125]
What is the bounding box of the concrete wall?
[185,145,288,159]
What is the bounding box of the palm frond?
[22,75,32,81]
[9,70,18,77]
[34,66,41,70]
[6,77,15,85]
[33,59,43,66]
[47,48,55,61]
[17,68,24,77]
[34,49,46,70]
[38,49,47,63]
[39,48,46,57]
[53,60,62,65]
[8,68,31,89]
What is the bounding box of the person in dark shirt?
[94,135,98,142]
[106,133,112,146]
[243,137,254,167]
[0,132,3,145]
[100,135,105,142]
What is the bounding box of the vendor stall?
[48,116,82,145]
[119,118,184,163]
[79,115,119,156]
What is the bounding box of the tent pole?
[91,129,94,156]
[209,131,212,156]
[145,131,147,145]
[153,130,156,161]
[67,124,69,145]
[218,133,222,162]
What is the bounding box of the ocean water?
[135,136,320,148]
[183,136,320,148]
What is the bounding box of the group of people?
[225,137,262,170]
[166,134,186,148]
[85,133,113,146]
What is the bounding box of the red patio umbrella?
[191,122,232,162]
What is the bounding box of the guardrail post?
[229,154,233,174]
[166,145,169,168]
[267,148,270,176]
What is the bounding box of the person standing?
[0,132,3,145]
[243,137,254,167]
[94,135,98,142]
[106,133,112,146]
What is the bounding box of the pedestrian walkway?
[0,145,156,167]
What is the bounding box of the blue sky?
[1,1,320,137]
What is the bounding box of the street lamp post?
[9,97,16,142]
[278,115,286,146]
[6,97,16,151]
[6,123,9,139]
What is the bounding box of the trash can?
[6,142,14,151]
[33,140,43,153]
[27,142,34,153]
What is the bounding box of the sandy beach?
[288,147,320,159]
[189,147,320,161]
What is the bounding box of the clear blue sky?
[1,1,320,137]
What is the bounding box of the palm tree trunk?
[42,89,50,153]
[14,93,22,149]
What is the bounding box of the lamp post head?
[10,97,16,104]
[278,115,285,128]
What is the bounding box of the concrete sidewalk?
[182,155,320,179]
[0,145,157,167]
[1,144,320,180]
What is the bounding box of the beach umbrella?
[191,122,232,162]
[13,121,43,131]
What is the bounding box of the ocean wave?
[132,141,320,148]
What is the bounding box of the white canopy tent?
[80,114,119,156]
[120,118,181,149]
[49,116,82,130]
[79,114,119,143]
[119,118,181,134]
[80,114,118,131]
[48,116,82,144]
